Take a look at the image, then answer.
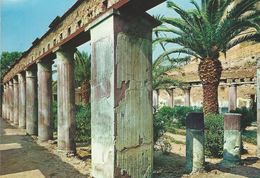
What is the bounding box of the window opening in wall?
[77,20,82,28]
[68,27,71,36]
[60,33,63,40]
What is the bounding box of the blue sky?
[1,0,193,53]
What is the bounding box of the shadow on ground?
[0,118,88,178]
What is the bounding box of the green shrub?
[230,107,256,130]
[153,108,168,142]
[205,114,224,158]
[52,100,58,131]
[153,106,201,142]
[52,101,91,143]
[172,106,202,128]
[75,104,91,143]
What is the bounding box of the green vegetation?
[154,0,260,114]
[0,51,22,77]
[52,101,91,143]
[230,107,256,130]
[205,114,224,158]
[153,106,201,142]
[74,51,91,104]
[242,129,257,145]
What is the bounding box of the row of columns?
[1,10,156,177]
[1,49,76,153]
[154,84,238,110]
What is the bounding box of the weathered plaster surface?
[37,61,53,141]
[91,12,154,178]
[257,58,260,157]
[26,69,38,135]
[223,130,241,166]
[18,74,26,128]
[13,78,19,125]
[56,49,76,152]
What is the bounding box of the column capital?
[13,78,18,84]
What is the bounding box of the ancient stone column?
[4,84,7,119]
[26,67,38,135]
[257,58,260,158]
[89,10,157,178]
[222,113,242,166]
[228,84,237,111]
[7,83,11,120]
[183,87,191,107]
[0,83,2,118]
[2,84,6,119]
[168,88,174,107]
[37,61,53,141]
[18,73,26,128]
[56,49,76,153]
[13,77,19,125]
[8,81,14,123]
[8,82,11,120]
[186,112,205,173]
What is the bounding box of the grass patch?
[242,129,257,145]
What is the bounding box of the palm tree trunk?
[199,58,222,115]
[81,80,90,104]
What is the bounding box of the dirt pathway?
[0,118,89,178]
[154,132,260,178]
[1,117,260,178]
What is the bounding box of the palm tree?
[154,0,260,114]
[74,50,91,104]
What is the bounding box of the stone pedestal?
[18,73,26,128]
[89,10,157,178]
[8,81,14,122]
[183,87,191,107]
[26,68,38,135]
[37,61,53,141]
[257,58,260,158]
[186,112,205,173]
[56,49,76,153]
[222,113,242,167]
[228,84,237,112]
[13,77,19,125]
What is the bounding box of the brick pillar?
[222,113,242,167]
[183,87,191,107]
[257,58,260,158]
[37,61,53,141]
[26,67,38,135]
[186,112,205,173]
[8,81,14,123]
[13,77,19,125]
[56,49,76,153]
[89,10,158,178]
[228,84,237,111]
[18,73,26,128]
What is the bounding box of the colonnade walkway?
[0,117,88,178]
